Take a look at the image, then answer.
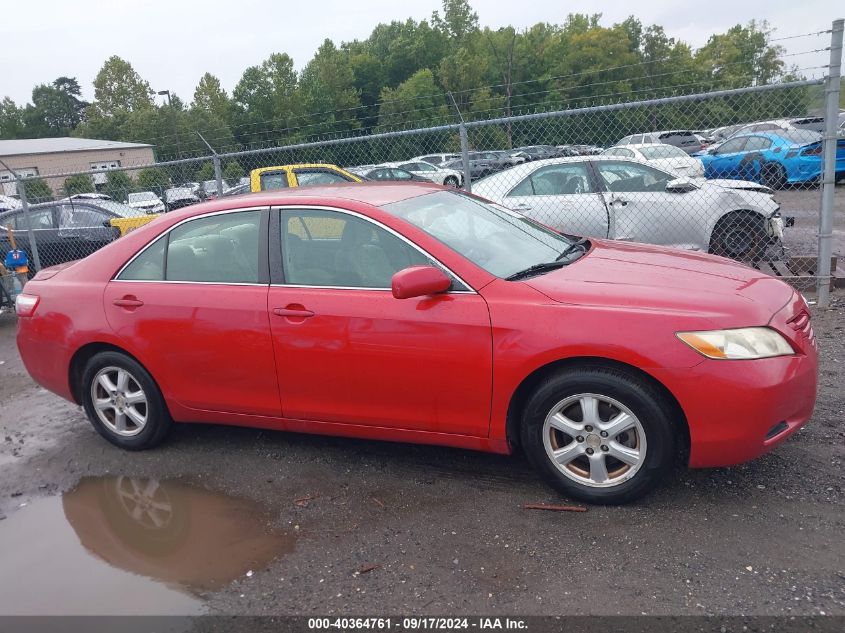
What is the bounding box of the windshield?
[382,190,577,279]
[639,145,688,159]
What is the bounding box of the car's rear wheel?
[760,162,787,190]
[444,176,460,187]
[709,211,767,261]
[81,351,171,450]
[520,366,677,505]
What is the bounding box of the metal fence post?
[817,18,844,307]
[213,155,224,199]
[459,123,471,193]
[15,177,41,272]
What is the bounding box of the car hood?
[524,239,795,328]
[696,178,774,195]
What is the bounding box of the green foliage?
[223,161,244,185]
[195,163,215,182]
[22,178,53,203]
[0,3,813,155]
[103,170,135,202]
[136,168,170,195]
[63,173,95,196]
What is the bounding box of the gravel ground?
[0,293,843,617]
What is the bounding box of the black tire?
[760,162,787,190]
[81,351,171,450]
[709,211,768,261]
[519,366,678,505]
[444,176,460,187]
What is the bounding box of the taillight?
[15,293,40,317]
[801,145,823,156]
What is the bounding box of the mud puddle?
[0,476,295,615]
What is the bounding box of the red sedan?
[15,183,817,504]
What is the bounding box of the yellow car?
[250,164,361,192]
[109,214,160,236]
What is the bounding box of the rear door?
[103,207,280,417]
[500,161,609,237]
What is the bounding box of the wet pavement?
[0,476,293,615]
[0,296,844,616]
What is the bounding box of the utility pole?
[157,90,182,158]
[487,27,517,148]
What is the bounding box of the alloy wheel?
[90,366,148,437]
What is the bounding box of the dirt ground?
[0,292,843,617]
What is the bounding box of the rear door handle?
[611,197,629,207]
[273,307,315,318]
[512,203,532,211]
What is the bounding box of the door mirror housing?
[391,266,451,299]
[665,177,699,193]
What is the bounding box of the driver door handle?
[512,203,532,211]
[611,197,629,207]
[113,297,144,308]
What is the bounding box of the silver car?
[472,156,783,261]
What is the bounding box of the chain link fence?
[1,23,842,308]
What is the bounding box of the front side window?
[383,190,575,279]
[167,211,262,283]
[744,136,773,151]
[508,163,593,196]
[58,205,109,228]
[595,161,673,193]
[281,209,433,288]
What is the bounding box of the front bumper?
[651,299,818,468]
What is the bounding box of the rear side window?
[118,236,166,281]
[118,211,262,283]
[11,207,55,230]
[294,171,351,186]
[260,172,288,191]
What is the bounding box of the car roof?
[144,182,445,224]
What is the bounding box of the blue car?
[696,130,845,189]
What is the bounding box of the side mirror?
[665,178,699,193]
[391,266,451,299]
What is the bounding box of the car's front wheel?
[81,351,171,450]
[444,176,460,187]
[520,366,678,504]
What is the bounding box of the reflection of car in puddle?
[62,476,295,591]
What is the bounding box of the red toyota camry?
[15,183,817,504]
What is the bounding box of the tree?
[377,69,449,130]
[0,97,25,139]
[696,21,785,86]
[63,173,95,196]
[298,40,362,137]
[26,77,87,137]
[232,53,300,145]
[91,56,154,116]
[103,170,135,201]
[192,73,230,122]
[432,0,479,41]
[22,178,53,202]
[223,161,244,185]
[195,163,215,182]
[136,168,170,195]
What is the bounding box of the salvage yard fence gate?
[2,19,842,307]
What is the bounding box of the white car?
[0,194,22,212]
[127,191,165,214]
[601,143,704,178]
[412,153,460,167]
[385,161,463,187]
[472,156,783,261]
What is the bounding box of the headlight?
[676,327,794,359]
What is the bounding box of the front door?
[103,207,281,417]
[501,161,610,237]
[267,207,492,436]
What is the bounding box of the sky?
[1,0,839,106]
